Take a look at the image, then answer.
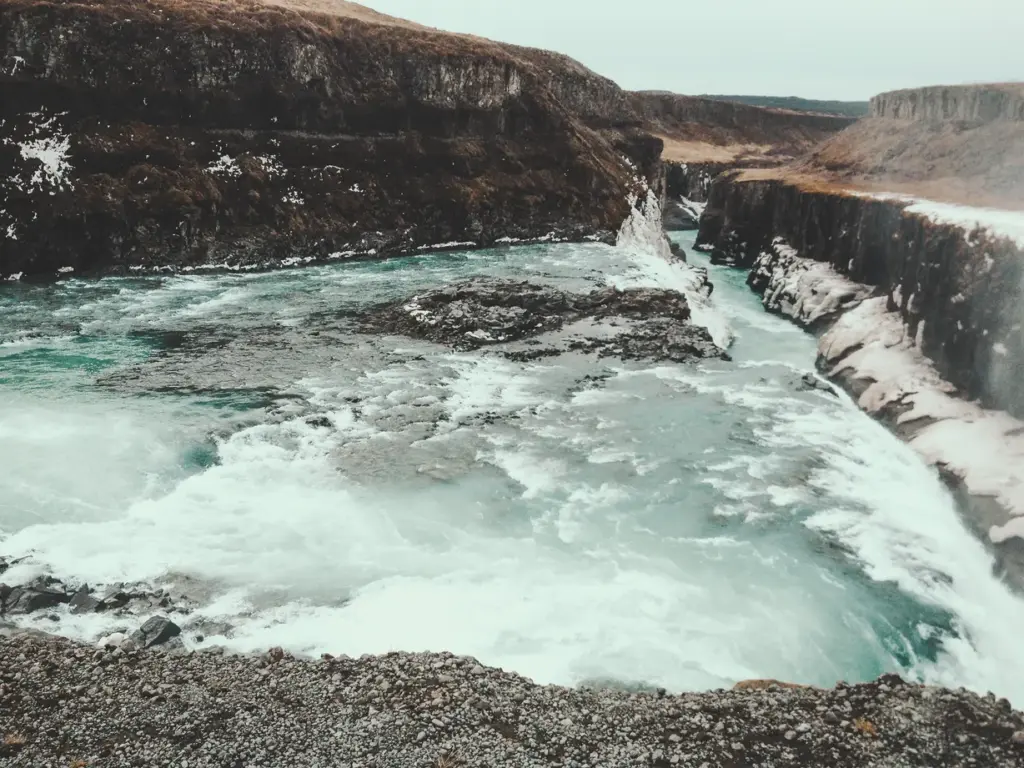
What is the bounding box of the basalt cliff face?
[697,83,1024,584]
[0,0,653,278]
[698,175,1024,417]
[636,92,854,226]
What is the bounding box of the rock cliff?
[799,84,1024,207]
[699,175,1024,418]
[696,80,1024,583]
[0,0,861,279]
[0,0,652,278]
[870,84,1024,122]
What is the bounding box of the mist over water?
[2,229,1024,702]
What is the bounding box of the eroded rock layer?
[0,0,649,277]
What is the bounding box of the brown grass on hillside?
[659,136,780,164]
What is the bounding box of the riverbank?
[2,631,1023,768]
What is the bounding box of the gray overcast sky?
[362,0,1022,101]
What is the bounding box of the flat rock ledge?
[1,635,1023,768]
[360,278,726,364]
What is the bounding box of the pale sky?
[362,0,1023,101]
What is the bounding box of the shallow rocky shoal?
[1,633,1023,768]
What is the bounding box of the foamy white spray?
[613,189,734,348]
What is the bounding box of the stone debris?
[0,635,1022,767]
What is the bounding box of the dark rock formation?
[0,577,70,615]
[0,0,655,278]
[0,569,195,620]
[129,616,183,649]
[361,278,725,363]
[697,175,1024,419]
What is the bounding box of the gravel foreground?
[2,634,1024,767]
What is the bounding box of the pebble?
[0,633,1020,768]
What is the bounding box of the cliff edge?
[798,84,1024,208]
[0,0,650,278]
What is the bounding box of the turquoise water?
[1,230,1023,701]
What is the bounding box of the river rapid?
[2,221,1023,702]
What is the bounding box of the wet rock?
[69,585,103,615]
[799,372,838,396]
[361,278,725,364]
[1,578,70,615]
[129,617,182,649]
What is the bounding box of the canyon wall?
[697,176,1024,418]
[0,0,653,278]
[871,84,1024,122]
[629,92,855,147]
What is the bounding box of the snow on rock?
[205,155,242,177]
[415,241,476,252]
[751,238,874,326]
[904,200,1024,249]
[848,190,1024,249]
[679,197,707,220]
[821,297,1024,542]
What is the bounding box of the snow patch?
[848,190,1024,249]
[256,155,285,177]
[751,238,873,325]
[206,155,241,177]
[904,201,1024,249]
[415,241,476,252]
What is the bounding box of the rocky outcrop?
[871,84,1024,123]
[360,277,725,363]
[0,0,655,279]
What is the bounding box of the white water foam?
[613,190,734,349]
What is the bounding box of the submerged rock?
[361,278,725,363]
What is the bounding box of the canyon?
[3,2,1024,765]
[697,83,1024,586]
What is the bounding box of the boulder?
[69,585,103,615]
[129,616,182,649]
[1,579,70,615]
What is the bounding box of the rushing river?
[2,225,1024,702]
